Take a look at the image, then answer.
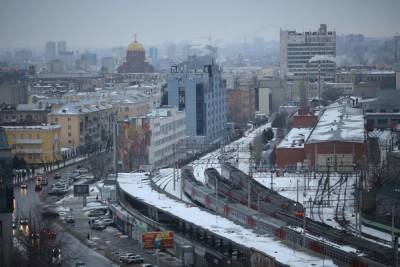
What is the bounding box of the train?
[181,166,390,267]
[219,163,304,216]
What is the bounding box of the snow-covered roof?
[307,104,365,144]
[118,172,335,267]
[277,128,313,149]
[49,101,113,115]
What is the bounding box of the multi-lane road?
[13,155,117,267]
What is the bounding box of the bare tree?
[88,153,109,180]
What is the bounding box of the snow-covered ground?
[191,122,272,183]
[118,172,336,267]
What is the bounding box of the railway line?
[183,163,395,266]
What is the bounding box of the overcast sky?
[1,0,399,48]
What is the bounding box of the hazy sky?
[1,0,399,48]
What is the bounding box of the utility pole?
[215,177,218,222]
[303,207,306,247]
[173,143,176,191]
[270,170,274,191]
[248,178,251,208]
[296,179,299,203]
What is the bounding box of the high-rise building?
[149,47,158,62]
[57,41,67,54]
[80,52,97,66]
[45,41,57,61]
[167,54,226,147]
[280,24,336,80]
[394,35,400,63]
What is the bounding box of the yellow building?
[3,125,61,164]
[47,101,114,152]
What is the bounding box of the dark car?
[54,173,61,179]
[35,184,42,191]
[41,209,59,219]
[20,218,29,225]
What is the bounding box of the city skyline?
[0,0,399,48]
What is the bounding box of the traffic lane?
[53,224,117,267]
[13,160,92,221]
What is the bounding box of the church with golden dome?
[117,36,154,73]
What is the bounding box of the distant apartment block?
[280,24,336,80]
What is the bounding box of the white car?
[95,218,114,226]
[20,183,27,189]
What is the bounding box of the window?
[377,119,388,125]
[380,109,386,113]
[125,107,129,112]
[393,109,399,113]
[55,118,58,122]
[68,117,71,121]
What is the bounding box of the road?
[13,153,118,267]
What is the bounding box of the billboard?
[142,231,174,249]
[73,184,89,196]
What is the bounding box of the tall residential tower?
[280,24,336,80]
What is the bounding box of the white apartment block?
[280,24,336,80]
[147,107,186,169]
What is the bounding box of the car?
[77,168,89,174]
[140,264,156,267]
[54,173,61,179]
[40,178,48,185]
[41,209,60,218]
[35,184,42,191]
[65,216,75,223]
[87,210,107,217]
[20,218,28,225]
[41,228,57,239]
[52,248,62,265]
[12,221,16,229]
[75,262,87,267]
[90,222,106,230]
[122,255,144,264]
[96,218,114,226]
[119,253,137,261]
[20,183,27,189]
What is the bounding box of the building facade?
[3,125,61,164]
[167,55,226,147]
[0,103,51,125]
[0,84,28,105]
[364,89,400,129]
[117,107,186,171]
[280,24,336,80]
[226,76,257,128]
[47,101,114,153]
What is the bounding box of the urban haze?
[0,1,400,267]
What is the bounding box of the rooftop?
[307,102,365,144]
[278,128,313,149]
[50,101,113,115]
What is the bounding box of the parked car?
[20,183,27,189]
[96,218,114,226]
[90,222,106,230]
[54,173,61,179]
[122,255,144,264]
[75,262,86,267]
[88,210,107,217]
[140,264,156,267]
[52,248,62,265]
[65,216,75,223]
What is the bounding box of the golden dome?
[127,40,145,52]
